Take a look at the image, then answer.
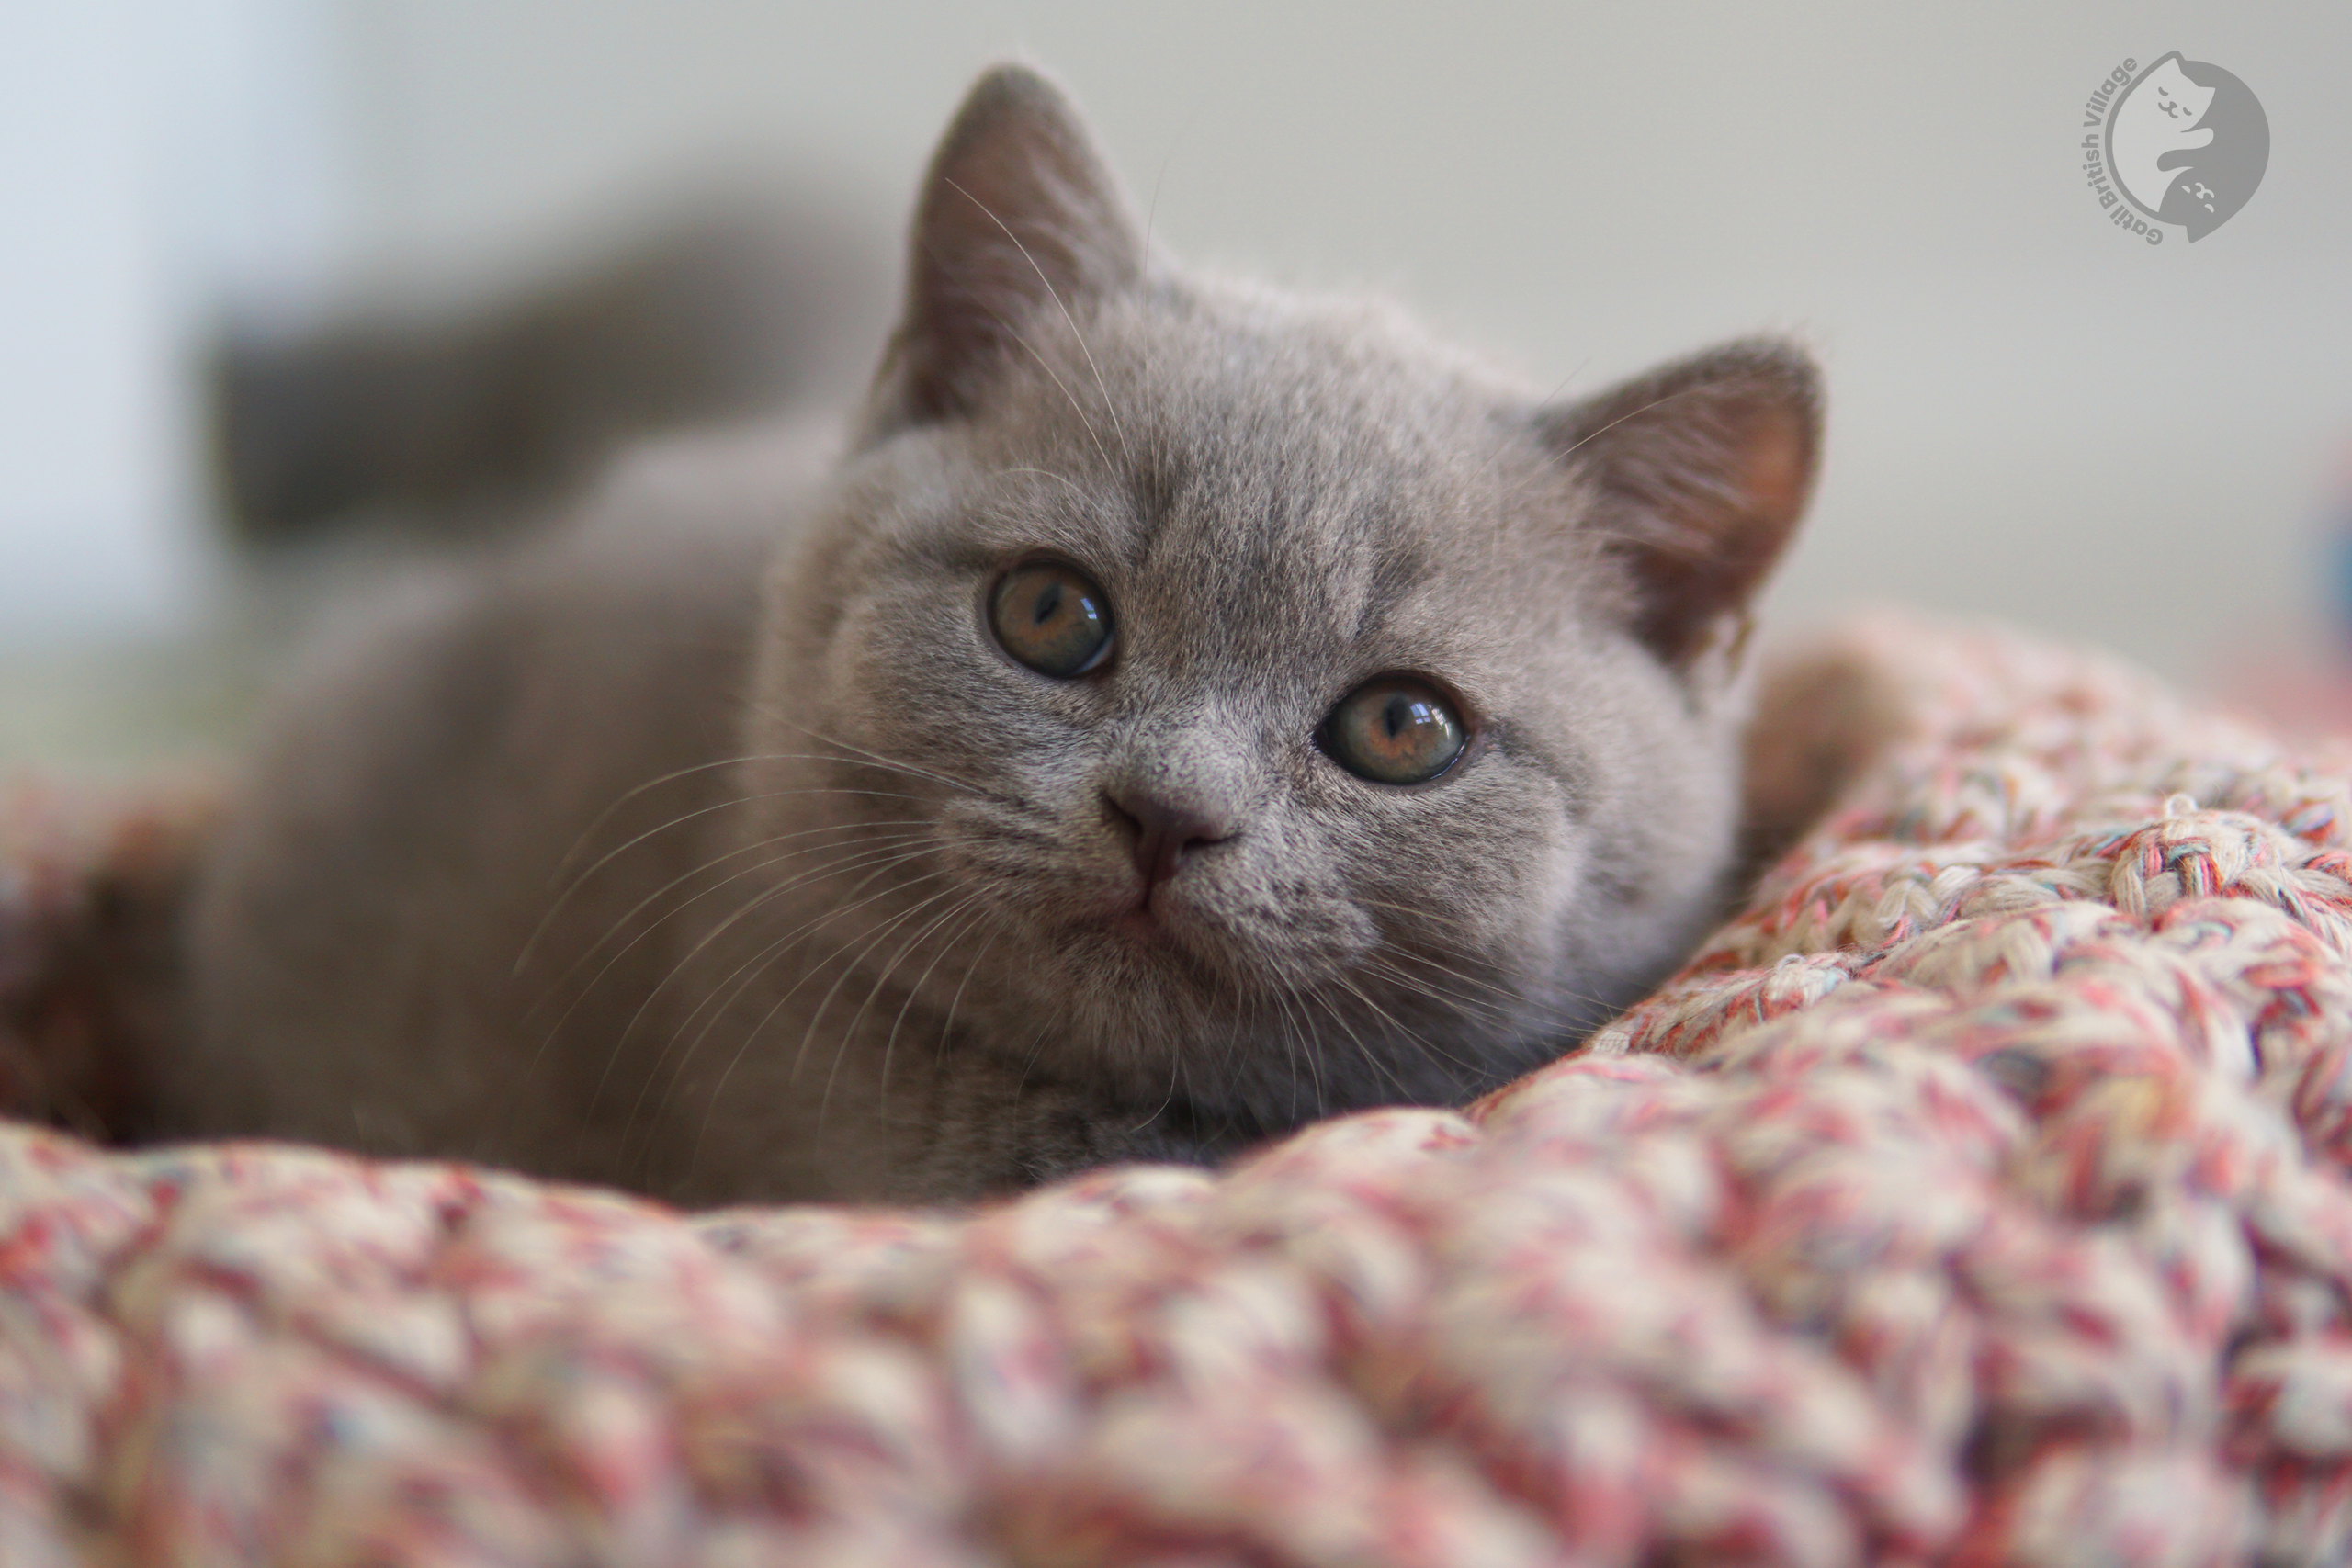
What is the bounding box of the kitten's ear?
[872,64,1143,431]
[1540,339,1822,670]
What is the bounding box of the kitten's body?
[171,69,1821,1203]
[177,420,1227,1200]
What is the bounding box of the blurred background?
[5,0,2350,770]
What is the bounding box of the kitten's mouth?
[1089,875,1192,945]
[1102,880,1169,938]
[1109,895,1173,941]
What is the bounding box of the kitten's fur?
[168,67,1821,1204]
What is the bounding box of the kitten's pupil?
[1033,581,1063,626]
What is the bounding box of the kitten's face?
[740,68,1817,1135]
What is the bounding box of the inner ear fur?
[1540,339,1823,669]
[873,64,1143,432]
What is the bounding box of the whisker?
[1393,937,1622,1021]
[1301,983,1411,1101]
[1355,969,1525,1058]
[548,753,778,883]
[622,841,947,1109]
[1128,1032,1185,1136]
[524,823,935,1028]
[518,784,938,975]
[795,883,969,1115]
[1460,355,1594,502]
[577,840,944,1132]
[546,748,943,885]
[920,251,1111,471]
[1351,895,1514,942]
[1550,382,1716,468]
[933,916,1003,1071]
[990,465,1097,509]
[658,851,959,1146]
[1384,952,1524,1007]
[1013,1017,1056,1101]
[751,719,1003,803]
[941,175,1134,473]
[529,827,941,1062]
[1350,897,1609,1009]
[682,878,968,1150]
[641,859,959,1176]
[858,893,994,1112]
[1329,969,1484,1078]
[1266,980,1322,1122]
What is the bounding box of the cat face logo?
[2103,52,2269,241]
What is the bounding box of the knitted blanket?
[6,615,2352,1567]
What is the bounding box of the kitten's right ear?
[1539,339,1822,671]
[869,65,1143,433]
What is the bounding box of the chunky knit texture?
[7,615,2352,1566]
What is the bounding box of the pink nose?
[1103,787,1231,890]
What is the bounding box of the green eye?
[990,561,1114,677]
[1323,676,1467,785]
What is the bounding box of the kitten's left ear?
[1540,339,1822,670]
[870,64,1144,433]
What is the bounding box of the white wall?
[0,0,349,649]
[6,0,2349,678]
[0,3,196,646]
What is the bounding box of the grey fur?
[167,66,1821,1204]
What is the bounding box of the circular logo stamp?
[2080,52,2269,244]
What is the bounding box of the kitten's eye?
[990,561,1114,677]
[1322,676,1466,785]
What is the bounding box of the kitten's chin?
[1104,907,1164,943]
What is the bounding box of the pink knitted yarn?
[6,615,2352,1566]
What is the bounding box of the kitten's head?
[743,65,1818,1134]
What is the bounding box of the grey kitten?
[167,66,1821,1204]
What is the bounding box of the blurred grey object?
[209,186,894,541]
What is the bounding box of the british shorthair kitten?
[167,65,1822,1203]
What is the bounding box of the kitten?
[166,65,1822,1204]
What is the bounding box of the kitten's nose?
[1102,785,1233,891]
